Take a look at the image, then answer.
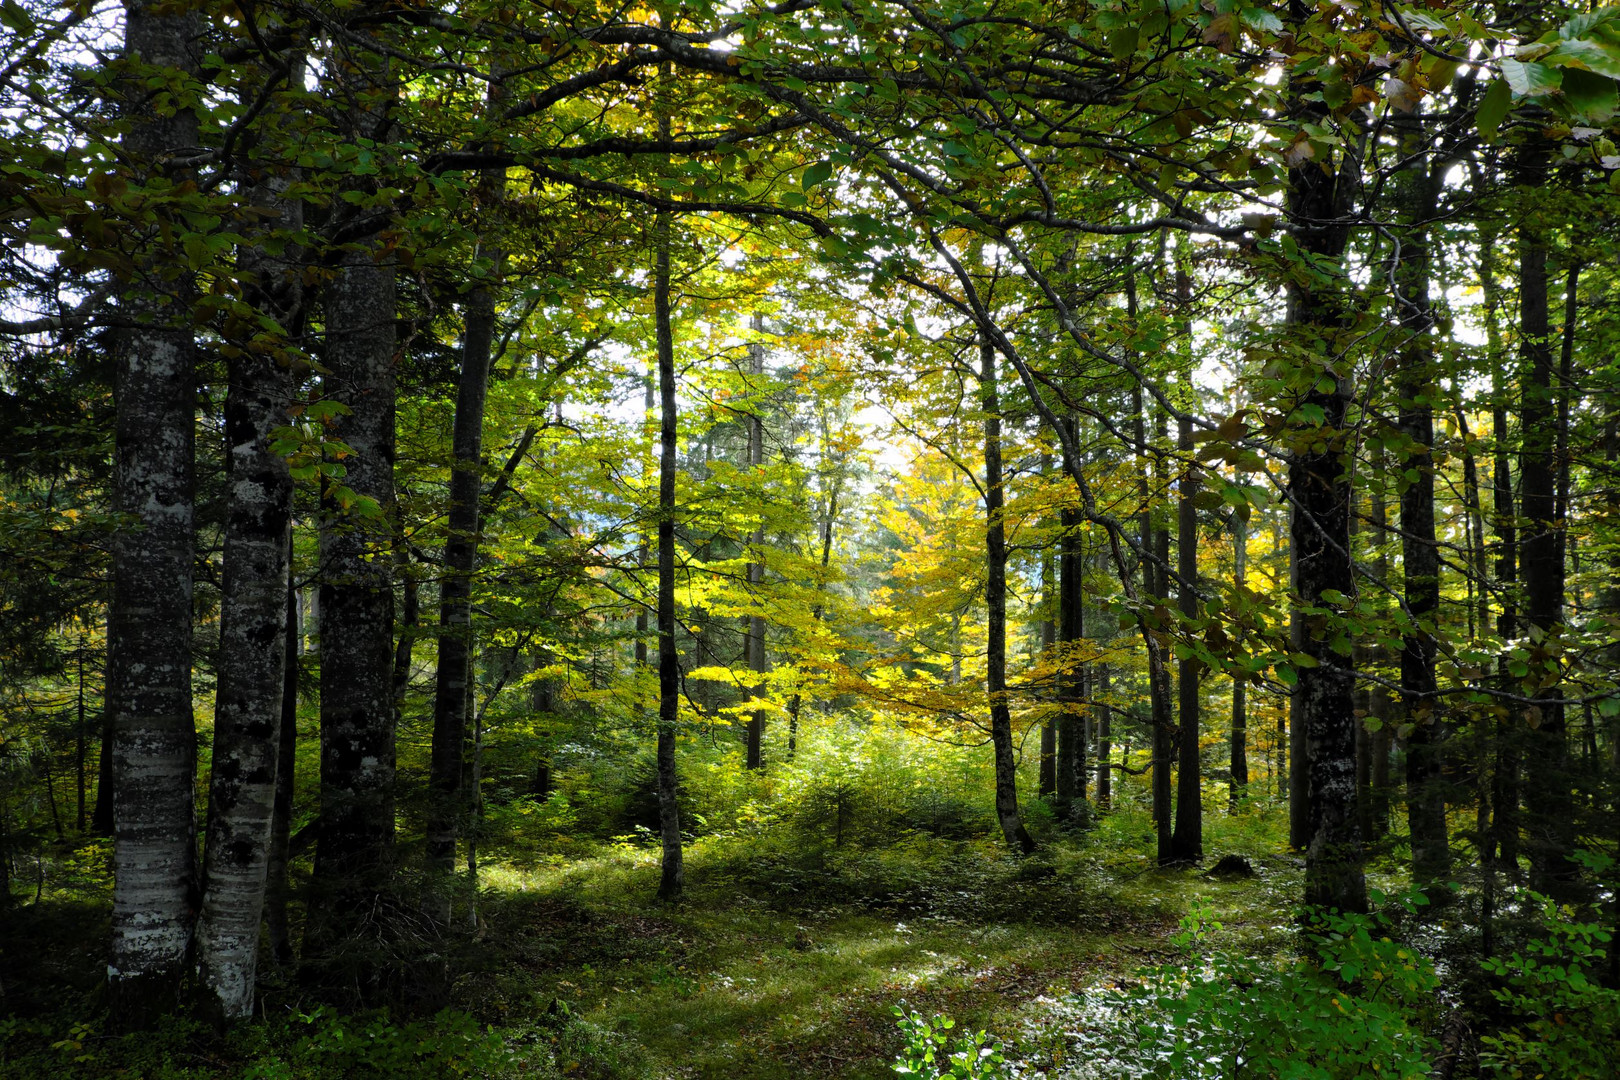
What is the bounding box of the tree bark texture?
[313,253,398,915]
[1286,58,1365,912]
[1231,503,1249,806]
[1392,108,1450,890]
[107,0,203,1025]
[194,335,295,1019]
[654,205,684,901]
[428,231,500,891]
[265,563,298,968]
[1517,167,1578,900]
[982,340,1035,853]
[1171,408,1201,862]
[745,314,767,769]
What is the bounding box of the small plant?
[1478,882,1620,1079]
[891,1005,1009,1079]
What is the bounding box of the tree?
[105,0,204,1025]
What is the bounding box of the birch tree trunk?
[107,0,202,1026]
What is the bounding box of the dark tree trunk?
[745,315,767,769]
[428,208,500,899]
[1152,406,1174,861]
[1096,665,1112,808]
[313,237,398,930]
[982,340,1035,853]
[107,0,203,1026]
[1517,163,1578,900]
[76,645,87,832]
[1039,539,1057,800]
[1368,452,1393,840]
[265,561,298,968]
[1483,233,1521,878]
[1056,497,1082,821]
[1171,405,1202,862]
[654,204,684,901]
[1392,107,1450,891]
[1231,503,1249,806]
[1286,49,1365,913]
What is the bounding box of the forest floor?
[443,810,1303,1079]
[0,807,1309,1079]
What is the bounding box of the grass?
[444,823,1305,1079]
[1,795,1312,1079]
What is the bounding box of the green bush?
[1029,893,1443,1079]
[891,1005,1009,1080]
[1478,887,1620,1079]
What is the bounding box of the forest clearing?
[3,0,1620,1076]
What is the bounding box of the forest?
[1,0,1619,1075]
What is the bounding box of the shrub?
[1478,886,1620,1079]
[891,1005,1010,1080]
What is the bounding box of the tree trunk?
[428,197,501,901]
[1171,405,1202,862]
[1039,538,1057,800]
[107,0,203,1025]
[194,317,295,1021]
[1056,496,1082,820]
[1152,406,1174,861]
[654,202,684,902]
[1096,664,1112,809]
[265,559,298,968]
[1286,52,1365,913]
[982,340,1035,853]
[193,58,307,1014]
[313,229,398,935]
[745,314,767,769]
[1231,502,1248,807]
[1517,160,1577,900]
[1482,234,1521,878]
[1392,107,1450,892]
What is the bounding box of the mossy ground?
[0,802,1302,1079]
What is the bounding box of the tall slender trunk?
[265,559,298,968]
[654,199,684,901]
[982,340,1035,853]
[76,644,87,832]
[1393,107,1450,891]
[785,483,838,758]
[312,38,399,948]
[195,316,295,1021]
[107,0,202,1025]
[1039,533,1057,800]
[1152,405,1174,861]
[1287,37,1365,912]
[745,315,768,769]
[193,58,306,1015]
[1096,664,1112,808]
[1483,234,1521,877]
[428,166,502,895]
[1056,492,1081,819]
[1231,503,1249,806]
[1171,400,1202,862]
[1517,159,1577,899]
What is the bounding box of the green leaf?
[1559,67,1619,120]
[1476,78,1512,137]
[1502,57,1562,97]
[801,160,834,191]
